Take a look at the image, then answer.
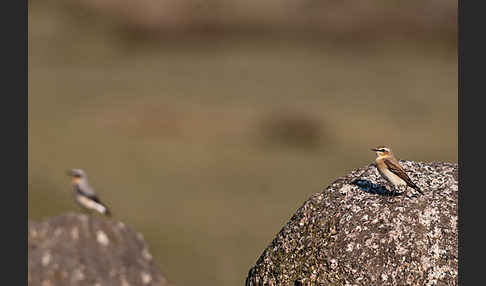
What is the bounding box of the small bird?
[67,169,111,216]
[371,146,423,195]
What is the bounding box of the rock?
[28,213,171,286]
[246,161,458,286]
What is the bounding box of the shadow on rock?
[351,179,401,196]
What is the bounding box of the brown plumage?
[371,146,423,195]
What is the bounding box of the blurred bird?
[371,146,423,195]
[66,169,111,216]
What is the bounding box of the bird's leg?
[78,206,91,216]
[393,185,405,196]
[399,185,407,195]
[389,185,397,196]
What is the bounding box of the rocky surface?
[28,213,171,286]
[246,161,458,286]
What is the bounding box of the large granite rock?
[28,213,170,286]
[246,161,458,286]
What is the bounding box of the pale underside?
[76,194,107,214]
[378,166,407,187]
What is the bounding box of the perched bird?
[371,146,423,195]
[67,169,111,216]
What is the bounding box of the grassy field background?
[29,1,457,285]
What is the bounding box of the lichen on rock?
[246,161,458,286]
[28,213,171,286]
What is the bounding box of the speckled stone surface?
[28,213,171,286]
[246,161,458,286]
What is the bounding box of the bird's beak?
[371,148,378,152]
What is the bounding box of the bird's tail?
[413,184,424,195]
[93,200,112,217]
[101,204,112,217]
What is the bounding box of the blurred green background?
[29,0,457,285]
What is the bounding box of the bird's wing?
[383,158,418,188]
[75,184,109,206]
[75,182,100,200]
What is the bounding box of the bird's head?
[371,146,392,158]
[66,169,86,183]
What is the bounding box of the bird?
[66,169,111,216]
[371,146,423,195]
